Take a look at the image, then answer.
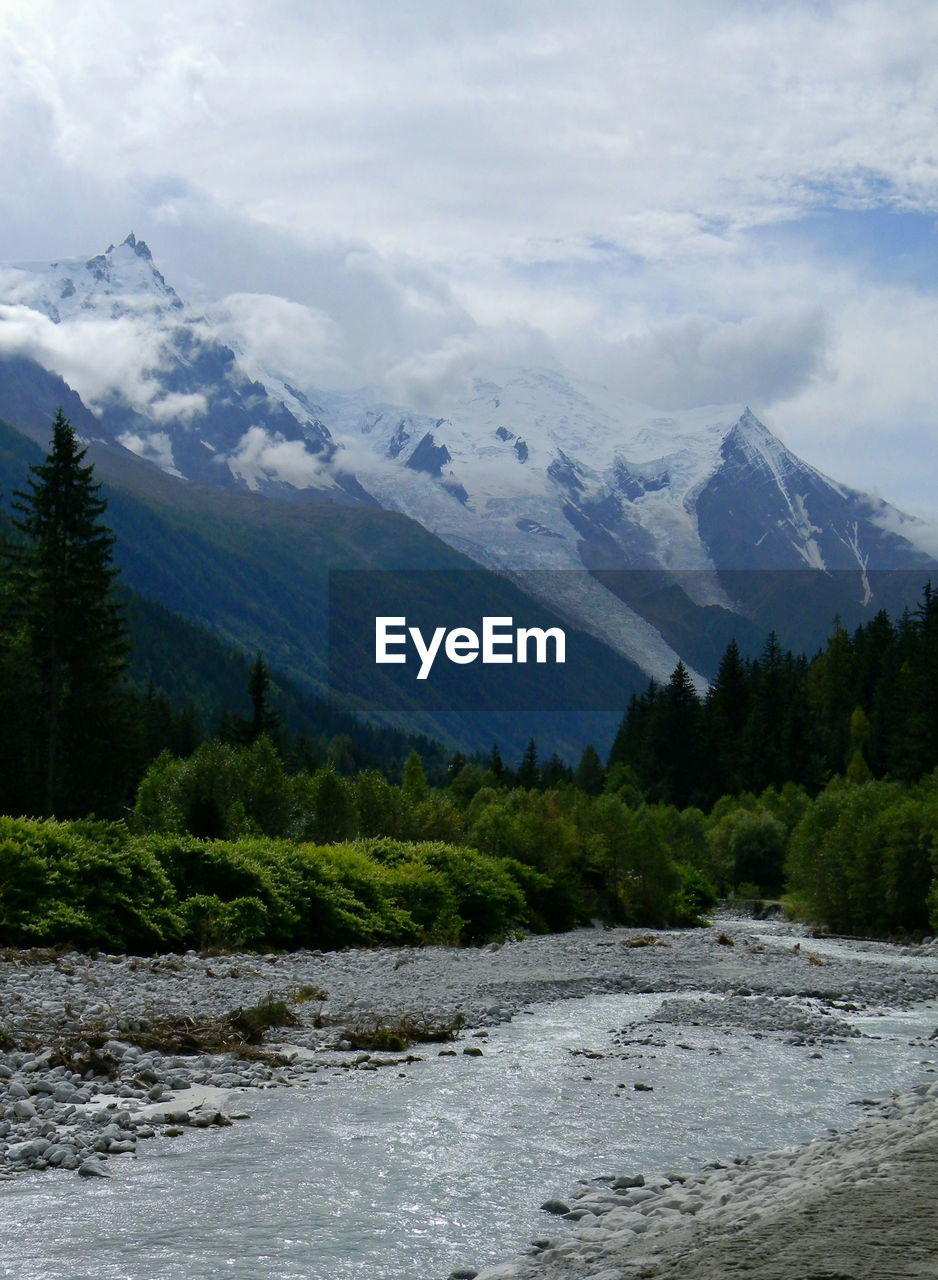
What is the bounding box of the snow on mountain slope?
[311,369,934,584]
[311,371,738,568]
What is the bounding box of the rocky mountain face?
[0,235,934,690]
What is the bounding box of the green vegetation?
[786,775,938,935]
[5,759,936,950]
[0,817,557,951]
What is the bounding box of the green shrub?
[179,894,269,951]
[135,737,293,839]
[0,817,180,951]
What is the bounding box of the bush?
[0,817,180,951]
[179,894,269,951]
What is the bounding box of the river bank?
[473,1083,938,1280]
[1,915,937,1277]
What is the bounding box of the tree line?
[604,600,938,810]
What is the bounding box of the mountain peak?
[121,231,153,262]
[2,236,184,324]
[734,406,771,438]
[723,406,793,470]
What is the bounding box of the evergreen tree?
[907,582,938,775]
[741,633,797,792]
[650,662,705,808]
[608,684,660,798]
[233,652,283,747]
[7,410,130,815]
[806,617,854,774]
[704,639,749,799]
[854,609,898,775]
[517,737,540,790]
[574,743,605,795]
[541,752,573,789]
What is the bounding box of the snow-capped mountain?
[0,236,934,684]
[0,234,366,502]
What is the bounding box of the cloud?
[0,302,168,412]
[582,309,830,410]
[209,292,350,389]
[137,188,478,391]
[383,326,553,412]
[226,425,326,490]
[869,504,938,560]
[117,429,177,472]
[149,391,208,423]
[7,1,938,265]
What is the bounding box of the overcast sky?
[1,0,937,521]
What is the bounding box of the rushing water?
[1,951,936,1280]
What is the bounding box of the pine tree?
[233,652,283,747]
[8,410,129,815]
[574,743,605,795]
[806,617,854,774]
[608,684,659,797]
[704,639,749,799]
[0,507,40,814]
[649,662,704,808]
[517,737,539,790]
[541,751,573,789]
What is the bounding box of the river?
[1,921,936,1280]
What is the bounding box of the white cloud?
[117,429,177,473]
[869,505,938,560]
[0,1,935,261]
[763,286,938,514]
[576,309,830,411]
[383,327,553,413]
[227,425,326,490]
[7,0,938,259]
[209,292,350,388]
[0,303,167,411]
[149,391,208,423]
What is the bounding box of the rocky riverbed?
[1,914,937,1277]
[472,1083,938,1280]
